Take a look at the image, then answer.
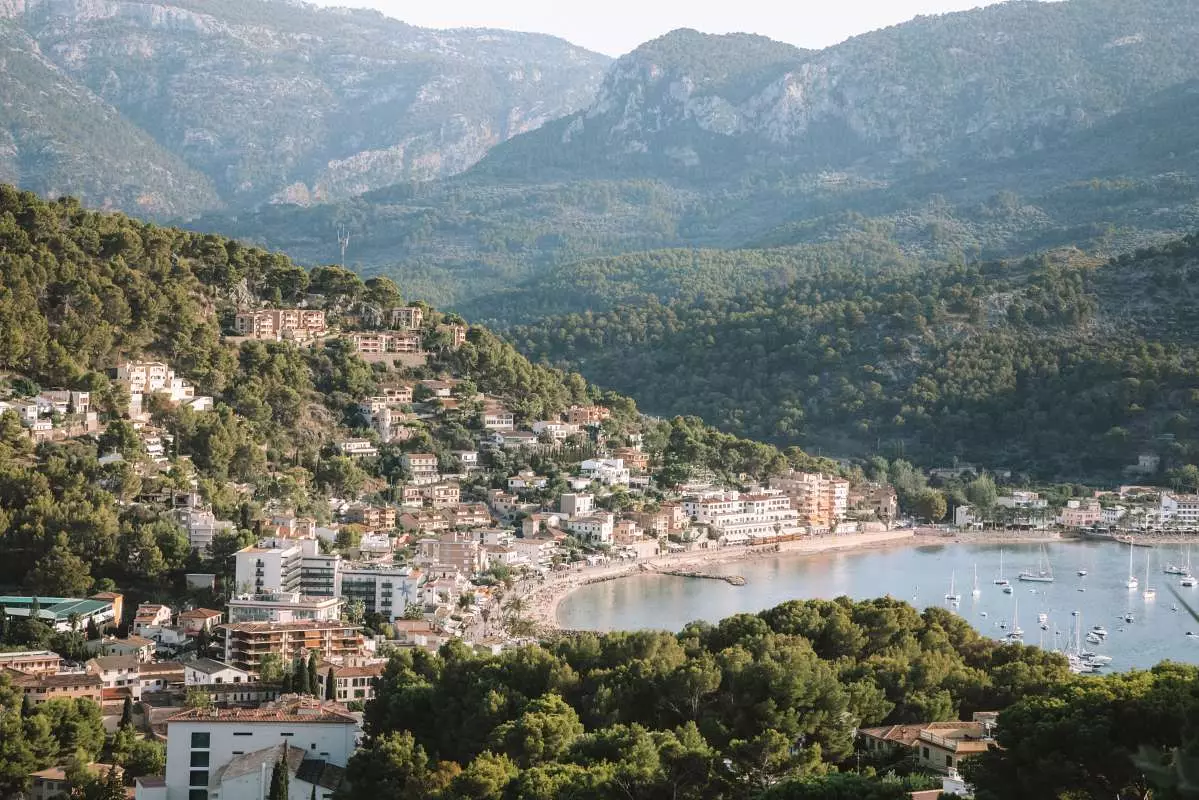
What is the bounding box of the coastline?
[514,528,1078,633]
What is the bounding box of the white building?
[568,513,615,545]
[338,439,379,459]
[683,490,803,541]
[560,493,594,518]
[532,420,580,442]
[1161,493,1199,526]
[177,508,232,554]
[340,564,421,622]
[226,592,344,624]
[580,458,630,487]
[234,543,302,595]
[136,697,358,800]
[183,658,252,686]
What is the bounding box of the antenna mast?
[336,224,351,269]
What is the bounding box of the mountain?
[199,0,1199,309]
[0,0,609,216]
[476,0,1199,181]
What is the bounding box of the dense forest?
[499,236,1199,480]
[342,597,1072,800]
[0,185,824,601]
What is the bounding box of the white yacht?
[1018,545,1055,583]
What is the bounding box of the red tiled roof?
[178,608,222,619]
[167,696,357,724]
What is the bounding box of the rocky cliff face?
[479,0,1199,179]
[0,0,608,216]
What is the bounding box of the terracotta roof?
[319,660,385,679]
[15,670,103,689]
[167,695,357,724]
[858,724,927,747]
[179,608,222,619]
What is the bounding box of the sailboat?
[1006,597,1025,642]
[1143,549,1157,601]
[1182,545,1196,587]
[1166,547,1188,574]
[945,571,961,604]
[994,549,1010,586]
[1018,544,1055,582]
[1126,539,1139,591]
[971,564,982,598]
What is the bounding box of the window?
[233,732,253,737]
[280,732,294,737]
[191,752,210,768]
[946,755,953,767]
[922,747,930,759]
[189,791,208,800]
[190,732,210,748]
[189,770,209,787]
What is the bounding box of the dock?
[659,569,746,586]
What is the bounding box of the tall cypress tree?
[306,652,318,698]
[268,750,289,800]
[292,657,308,695]
[119,696,133,730]
[325,667,336,701]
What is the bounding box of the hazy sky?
[310,0,1010,56]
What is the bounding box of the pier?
[659,568,747,585]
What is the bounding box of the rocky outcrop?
[1,0,609,216]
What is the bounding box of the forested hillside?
[0,185,818,598]
[501,236,1199,480]
[344,598,1071,800]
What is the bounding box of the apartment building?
[176,507,231,553]
[399,509,450,535]
[134,603,173,633]
[416,482,460,509]
[770,471,850,529]
[683,490,803,542]
[443,503,491,529]
[233,308,327,340]
[1060,498,1104,528]
[401,452,439,484]
[389,306,424,330]
[218,620,364,672]
[0,650,63,676]
[566,405,611,426]
[10,670,104,705]
[235,543,302,595]
[436,323,467,348]
[1161,493,1199,526]
[116,361,207,412]
[347,504,397,532]
[613,447,650,473]
[339,564,420,622]
[138,697,357,800]
[560,493,594,518]
[347,331,422,355]
[226,592,344,624]
[510,533,562,569]
[416,533,486,575]
[315,658,386,703]
[568,512,615,545]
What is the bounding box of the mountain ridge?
[0,0,609,215]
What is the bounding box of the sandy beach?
[508,527,1075,632]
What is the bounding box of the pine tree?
[281,670,293,694]
[86,617,101,641]
[268,750,289,800]
[306,652,318,698]
[28,596,40,622]
[99,764,126,800]
[196,627,210,657]
[119,696,133,730]
[325,667,336,701]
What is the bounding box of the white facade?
[568,513,615,545]
[560,493,594,518]
[183,659,252,686]
[580,459,630,487]
[234,544,302,595]
[154,701,358,800]
[1161,493,1199,526]
[684,490,803,540]
[226,592,343,623]
[340,564,420,622]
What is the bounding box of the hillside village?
[5,191,1199,799]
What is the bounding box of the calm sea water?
[556,541,1199,670]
